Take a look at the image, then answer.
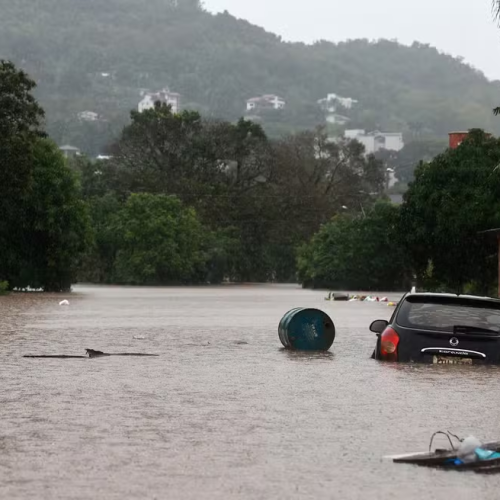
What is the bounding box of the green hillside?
[1,0,499,154]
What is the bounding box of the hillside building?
[246,94,286,112]
[139,88,181,113]
[344,129,404,154]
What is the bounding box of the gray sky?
[204,0,500,81]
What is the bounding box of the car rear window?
[396,296,500,332]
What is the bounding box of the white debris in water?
[59,300,70,306]
[133,335,146,340]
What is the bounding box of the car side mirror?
[370,320,389,334]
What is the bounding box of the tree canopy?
[0,61,90,291]
[0,60,43,286]
[113,194,209,285]
[401,129,500,294]
[297,201,411,291]
[14,139,92,291]
[75,104,386,285]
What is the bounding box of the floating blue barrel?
[278,308,335,351]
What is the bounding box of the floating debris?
[333,293,349,301]
[346,295,397,304]
[86,349,159,358]
[325,292,350,301]
[13,286,44,293]
[391,431,500,473]
[24,349,159,359]
[59,300,70,306]
[24,355,86,359]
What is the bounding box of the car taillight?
[380,327,400,360]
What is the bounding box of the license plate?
[433,356,473,365]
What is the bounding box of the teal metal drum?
[278,308,335,351]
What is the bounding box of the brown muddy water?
[1,285,500,499]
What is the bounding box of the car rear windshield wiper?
[453,325,500,336]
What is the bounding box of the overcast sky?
[204,0,500,81]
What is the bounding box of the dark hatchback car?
[370,293,500,364]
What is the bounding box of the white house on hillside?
[318,93,358,111]
[246,94,286,112]
[318,93,358,125]
[139,88,181,113]
[344,129,404,154]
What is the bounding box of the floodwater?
[1,285,500,500]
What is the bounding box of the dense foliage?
[114,194,210,285]
[1,0,500,155]
[4,57,500,293]
[0,61,91,291]
[401,129,500,294]
[299,130,500,294]
[14,139,92,291]
[298,202,411,291]
[76,104,387,284]
[0,62,44,285]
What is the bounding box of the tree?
[254,128,387,282]
[297,201,410,291]
[14,139,92,291]
[113,194,210,285]
[112,104,229,199]
[73,155,127,199]
[107,114,387,283]
[109,106,278,281]
[0,60,45,284]
[401,129,500,294]
[269,128,386,233]
[77,193,123,284]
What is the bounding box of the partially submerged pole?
[477,228,500,298]
[497,234,500,298]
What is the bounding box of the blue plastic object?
[475,448,500,461]
[278,308,335,351]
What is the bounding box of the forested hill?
[1,0,499,154]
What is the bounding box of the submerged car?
[370,292,500,364]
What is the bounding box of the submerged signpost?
[478,228,500,298]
